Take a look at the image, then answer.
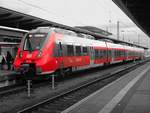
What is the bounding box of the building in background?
[75,26,112,36]
[0,26,28,58]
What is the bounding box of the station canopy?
[0,7,148,49]
[113,0,150,38]
[0,7,69,30]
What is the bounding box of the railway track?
[0,80,52,97]
[17,60,148,113]
[0,60,134,97]
[0,84,25,97]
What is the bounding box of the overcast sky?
[0,0,150,48]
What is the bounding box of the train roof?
[31,26,148,50]
[52,27,149,49]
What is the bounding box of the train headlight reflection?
[37,51,42,58]
[19,51,23,58]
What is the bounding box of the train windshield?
[23,33,47,51]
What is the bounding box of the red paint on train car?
[13,27,144,78]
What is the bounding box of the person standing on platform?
[1,52,7,70]
[6,51,12,70]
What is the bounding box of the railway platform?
[62,61,150,113]
[0,70,17,82]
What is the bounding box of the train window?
[102,50,105,58]
[24,33,47,51]
[103,50,106,57]
[53,43,58,57]
[62,44,67,56]
[59,42,62,50]
[121,51,123,56]
[100,50,102,58]
[114,50,116,57]
[124,50,127,57]
[109,50,111,57]
[67,45,74,56]
[115,50,117,57]
[99,50,102,58]
[83,47,88,55]
[107,50,109,57]
[117,50,119,57]
[118,51,120,56]
[24,39,31,51]
[99,50,101,58]
[120,51,122,56]
[95,49,98,59]
[106,50,108,57]
[123,50,125,56]
[118,51,120,57]
[75,46,81,56]
[53,43,64,57]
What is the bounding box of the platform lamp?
[121,30,125,41]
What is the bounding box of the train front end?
[13,27,56,79]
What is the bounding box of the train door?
[123,46,127,61]
[105,42,109,63]
[90,46,94,66]
[111,49,115,62]
[59,42,63,57]
[58,42,64,70]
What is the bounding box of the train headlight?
[19,51,23,58]
[37,51,42,58]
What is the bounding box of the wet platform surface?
[62,61,150,113]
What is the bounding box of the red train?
[13,27,144,78]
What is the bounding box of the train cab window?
[75,46,81,56]
[24,33,47,51]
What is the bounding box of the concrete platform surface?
[62,62,150,113]
[0,70,17,81]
